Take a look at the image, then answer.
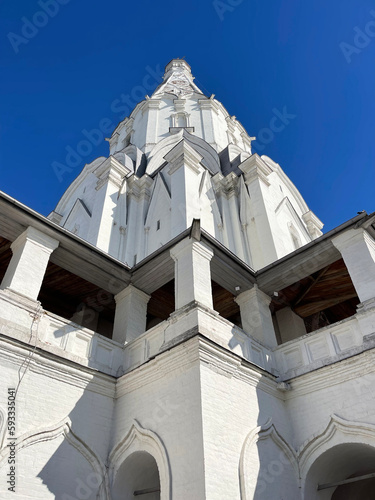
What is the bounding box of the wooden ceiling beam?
[294,292,358,317]
[292,264,332,308]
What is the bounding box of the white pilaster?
[1,226,59,301]
[143,99,161,154]
[332,228,375,303]
[240,155,279,267]
[113,284,151,344]
[170,237,214,310]
[235,284,277,348]
[88,157,130,253]
[198,99,216,148]
[166,140,203,238]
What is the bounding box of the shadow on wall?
[239,394,301,499]
[0,373,112,499]
[0,332,167,499]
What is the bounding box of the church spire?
[152,58,205,98]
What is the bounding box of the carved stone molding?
[108,420,171,500]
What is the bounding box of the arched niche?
[0,418,108,499]
[300,414,375,500]
[239,418,300,499]
[109,420,171,500]
[304,443,375,500]
[112,451,160,500]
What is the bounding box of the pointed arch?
[109,420,171,500]
[298,414,375,485]
[0,417,109,498]
[239,418,299,499]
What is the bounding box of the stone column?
[113,284,150,344]
[1,226,59,301]
[235,284,277,348]
[332,228,375,303]
[170,237,214,310]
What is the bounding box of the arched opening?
[304,443,375,500]
[112,451,161,500]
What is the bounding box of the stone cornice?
[239,154,273,186]
[170,237,214,263]
[114,284,150,305]
[173,99,185,112]
[235,284,271,308]
[94,156,131,190]
[116,334,280,399]
[105,132,119,150]
[126,174,153,200]
[284,346,375,399]
[142,98,161,113]
[302,210,324,238]
[165,139,203,175]
[11,226,59,255]
[222,172,239,198]
[198,338,280,398]
[211,172,239,198]
[0,334,116,397]
[116,335,201,397]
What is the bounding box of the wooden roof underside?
[270,258,359,318]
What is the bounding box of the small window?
[156,220,161,231]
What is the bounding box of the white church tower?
[50,59,323,270]
[1,59,375,499]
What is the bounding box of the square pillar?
[276,306,307,343]
[332,228,375,303]
[170,237,214,310]
[235,284,277,348]
[1,226,59,301]
[113,284,150,344]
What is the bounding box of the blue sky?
[1,0,374,231]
